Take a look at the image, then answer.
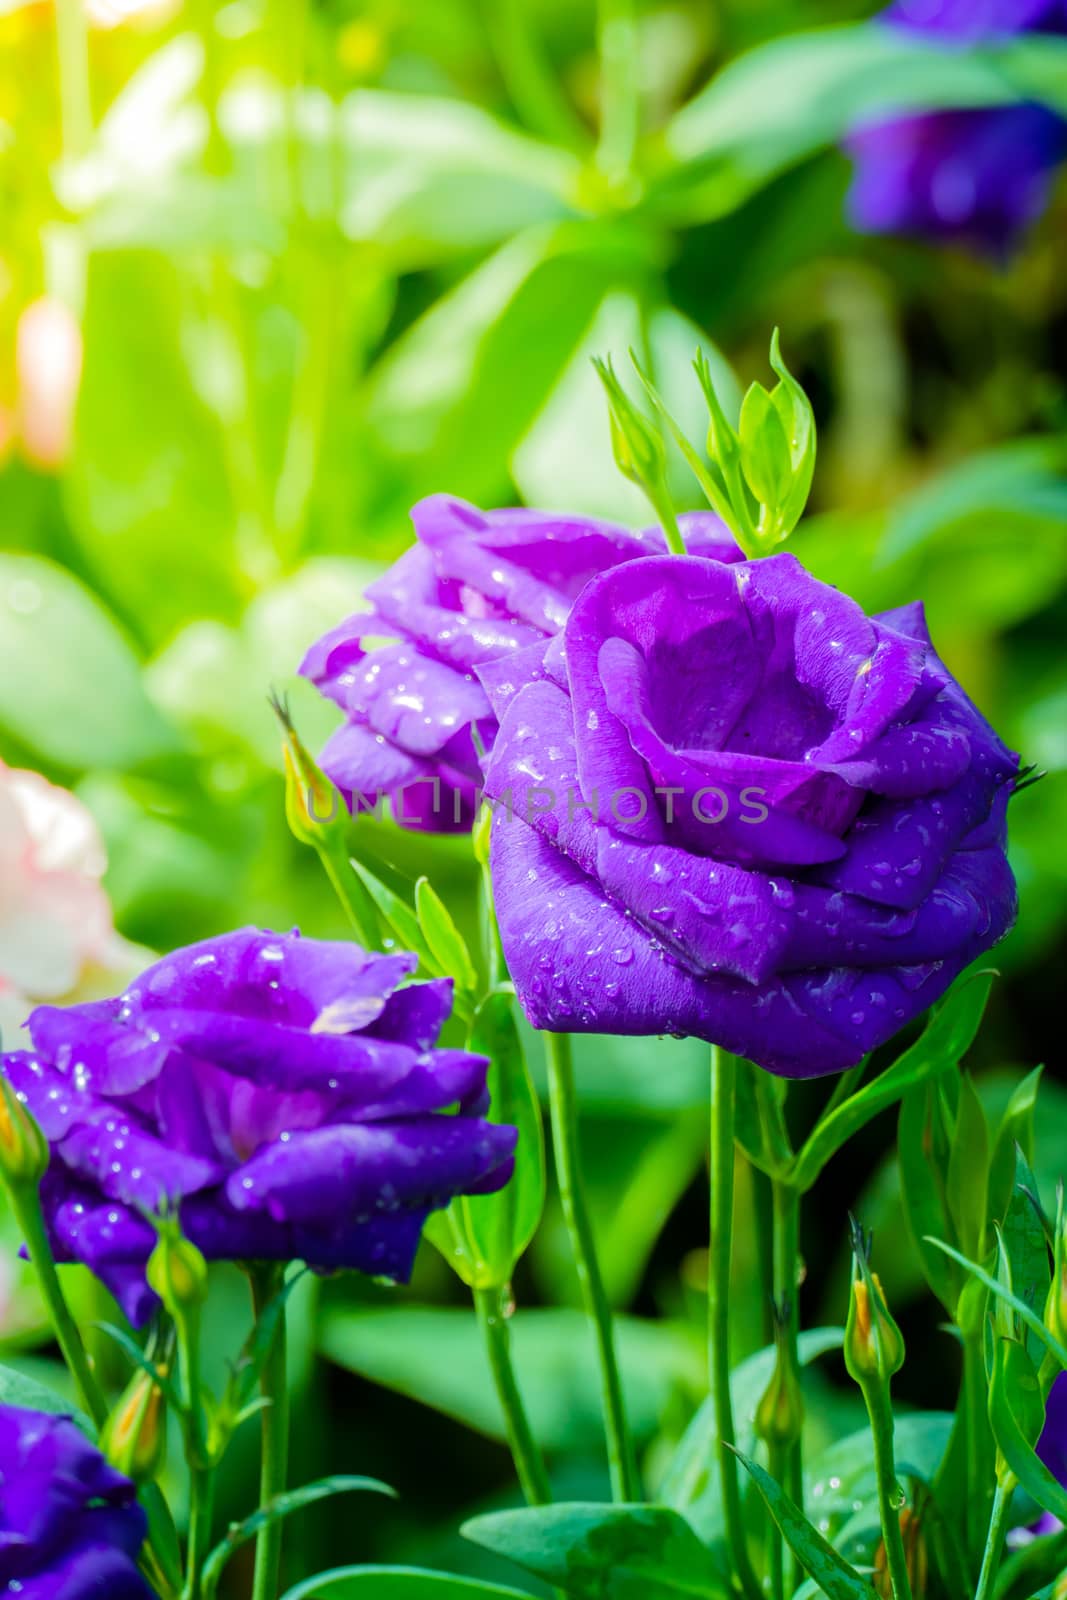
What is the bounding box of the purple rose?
[479,553,1018,1078]
[0,1405,155,1599]
[2,928,516,1325]
[300,495,740,832]
[845,4,1067,253]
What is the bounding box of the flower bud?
[0,1073,49,1189]
[1045,1201,1067,1354]
[845,1268,905,1387]
[754,1347,805,1451]
[592,355,676,527]
[147,1224,208,1316]
[274,694,346,850]
[101,1364,168,1484]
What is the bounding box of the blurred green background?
[1,0,1065,1592]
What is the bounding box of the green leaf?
[805,1412,954,1547]
[729,1448,878,1599]
[201,1476,395,1595]
[281,1570,535,1600]
[989,1337,1067,1524]
[660,1327,844,1537]
[0,553,175,771]
[993,1525,1067,1600]
[347,858,440,975]
[415,877,478,1008]
[738,380,791,513]
[999,1148,1051,1367]
[946,1074,990,1261]
[988,1066,1043,1225]
[427,989,545,1289]
[898,1078,961,1314]
[319,1306,702,1454]
[768,327,816,534]
[791,973,993,1193]
[462,1503,728,1600]
[925,1239,1067,1370]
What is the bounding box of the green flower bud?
[1045,1201,1067,1354]
[845,1269,905,1387]
[101,1364,168,1484]
[0,1075,49,1189]
[147,1223,208,1316]
[754,1347,805,1450]
[593,355,669,496]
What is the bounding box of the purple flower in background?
[846,2,1067,253]
[300,495,740,832]
[2,928,516,1324]
[0,1405,156,1599]
[480,553,1018,1078]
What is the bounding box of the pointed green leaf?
[738,380,792,513]
[989,1066,1043,1224]
[791,972,992,1193]
[947,1073,990,1259]
[989,1336,1067,1523]
[898,1078,961,1314]
[415,876,478,1007]
[347,858,441,974]
[202,1477,395,1596]
[462,1502,729,1599]
[728,1447,878,1599]
[925,1238,1067,1370]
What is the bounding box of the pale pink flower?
[15,297,83,470]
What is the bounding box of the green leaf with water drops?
[415,875,478,1016]
[728,1447,878,1599]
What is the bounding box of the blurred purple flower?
[846,3,1067,253]
[0,1405,155,1599]
[2,928,516,1325]
[480,553,1018,1078]
[300,495,740,832]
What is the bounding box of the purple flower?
[845,5,1067,253]
[300,495,740,832]
[2,928,516,1324]
[479,553,1018,1078]
[0,1405,155,1599]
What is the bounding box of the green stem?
[184,1466,216,1600]
[177,1302,214,1600]
[250,1265,290,1600]
[9,1182,107,1429]
[474,1284,552,1506]
[863,1381,913,1600]
[962,1329,996,1563]
[974,1477,1014,1600]
[55,0,92,161]
[543,1032,639,1501]
[596,0,639,180]
[765,1441,786,1600]
[772,1177,803,1591]
[708,1046,762,1600]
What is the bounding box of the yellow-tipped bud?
[845,1270,905,1386]
[101,1364,168,1484]
[0,1075,49,1189]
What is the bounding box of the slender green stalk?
[176,1300,214,1600]
[596,0,639,180]
[864,1382,913,1600]
[974,1478,1014,1600]
[543,1032,639,1501]
[55,0,92,161]
[962,1329,996,1561]
[708,1046,762,1600]
[184,1466,216,1600]
[9,1183,108,1429]
[474,1284,552,1505]
[772,1181,803,1501]
[250,1265,291,1600]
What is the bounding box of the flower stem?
[708,1046,762,1600]
[863,1380,913,1600]
[772,1179,804,1507]
[8,1181,108,1430]
[250,1264,290,1600]
[543,1031,639,1501]
[473,1283,552,1505]
[974,1477,1014,1600]
[184,1466,216,1600]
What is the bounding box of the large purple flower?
[300,495,740,832]
[846,3,1067,253]
[479,553,1018,1077]
[2,928,516,1324]
[0,1405,155,1599]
